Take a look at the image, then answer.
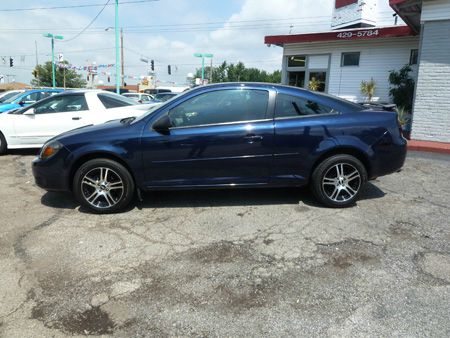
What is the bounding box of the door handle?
[244,134,263,143]
[72,117,81,120]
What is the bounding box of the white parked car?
[122,92,159,103]
[0,89,161,154]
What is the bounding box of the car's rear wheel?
[0,131,7,155]
[311,154,367,207]
[73,158,135,213]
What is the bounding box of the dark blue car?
[32,83,407,213]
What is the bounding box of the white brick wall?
[411,20,450,142]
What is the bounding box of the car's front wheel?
[73,158,135,213]
[311,154,367,207]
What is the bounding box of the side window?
[168,89,269,128]
[98,93,133,109]
[21,92,40,104]
[275,94,335,118]
[34,95,88,114]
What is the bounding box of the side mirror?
[152,114,172,134]
[23,108,36,116]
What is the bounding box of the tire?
[0,131,7,155]
[73,158,135,214]
[311,154,367,208]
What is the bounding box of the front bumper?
[32,148,72,192]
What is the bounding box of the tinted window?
[275,94,335,118]
[0,91,20,102]
[341,52,360,66]
[3,92,25,103]
[169,89,269,128]
[98,93,134,108]
[34,95,88,114]
[21,92,40,104]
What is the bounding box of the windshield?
[2,92,23,104]
[0,91,20,103]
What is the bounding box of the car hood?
[0,103,20,113]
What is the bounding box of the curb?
[407,140,450,155]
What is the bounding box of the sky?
[0,0,399,86]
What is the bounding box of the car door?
[140,87,275,188]
[12,94,91,146]
[272,92,340,184]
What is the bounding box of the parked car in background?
[0,90,25,103]
[122,92,161,104]
[154,92,178,101]
[32,83,407,213]
[0,89,161,153]
[143,88,171,95]
[0,88,63,113]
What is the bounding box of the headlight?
[39,141,63,159]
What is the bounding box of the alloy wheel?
[321,163,361,202]
[80,167,124,209]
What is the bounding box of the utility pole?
[35,40,40,86]
[114,0,120,94]
[120,28,125,87]
[209,57,213,83]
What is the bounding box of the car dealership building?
[265,0,450,143]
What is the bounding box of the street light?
[43,33,64,88]
[194,53,213,84]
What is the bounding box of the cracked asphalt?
[0,150,449,337]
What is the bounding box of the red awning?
[264,26,415,47]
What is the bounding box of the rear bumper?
[369,137,407,179]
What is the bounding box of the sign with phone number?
[336,29,379,39]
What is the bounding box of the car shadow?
[40,182,385,213]
[7,149,40,156]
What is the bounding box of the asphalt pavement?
[0,150,449,337]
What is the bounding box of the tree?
[194,61,281,84]
[31,61,86,88]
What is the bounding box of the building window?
[341,52,360,66]
[287,55,306,67]
[409,49,418,65]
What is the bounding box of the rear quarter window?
[98,93,133,109]
[275,94,336,118]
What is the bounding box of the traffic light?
[9,57,13,67]
[151,60,154,71]
[168,65,171,75]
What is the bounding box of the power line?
[62,0,110,42]
[0,0,158,12]
[0,17,332,32]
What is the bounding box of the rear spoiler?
[359,102,397,112]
